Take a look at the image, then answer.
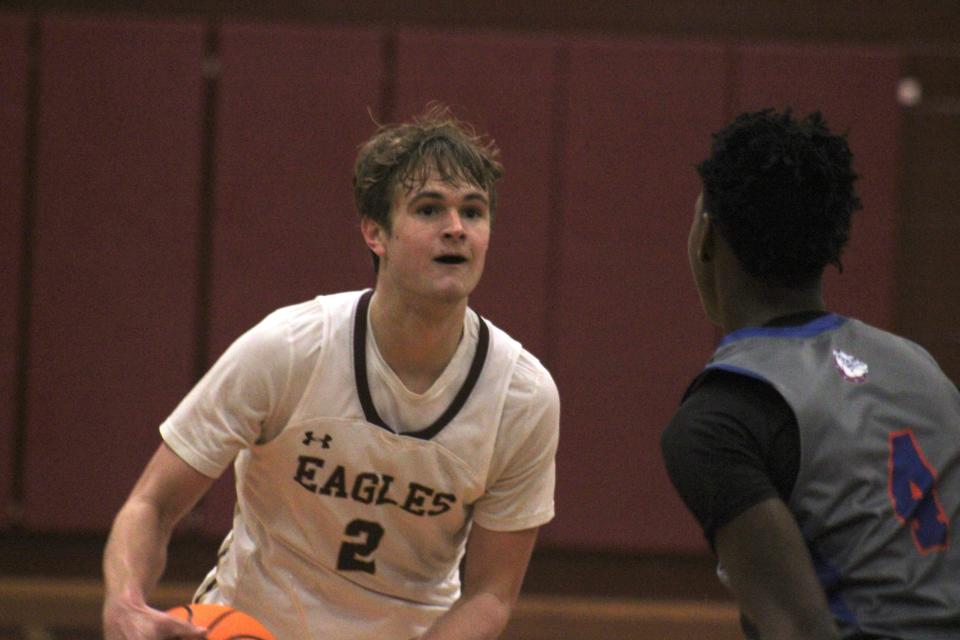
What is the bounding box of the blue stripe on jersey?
[718,314,847,348]
[810,546,860,629]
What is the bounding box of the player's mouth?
[434,254,468,265]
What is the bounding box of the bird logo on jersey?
[833,349,868,382]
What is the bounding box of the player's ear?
[360,217,387,259]
[695,211,715,263]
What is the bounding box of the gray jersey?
[707,314,960,639]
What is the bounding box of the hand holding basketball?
[166,603,275,640]
[103,594,206,640]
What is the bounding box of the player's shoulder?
[845,316,930,353]
[258,290,365,333]
[479,314,558,407]
[265,289,364,321]
[512,350,560,422]
[513,346,556,392]
[234,290,365,361]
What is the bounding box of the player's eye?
[417,205,439,216]
[462,207,486,220]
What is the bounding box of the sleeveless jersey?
[160,290,559,640]
[706,314,960,639]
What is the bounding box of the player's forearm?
[419,591,512,640]
[103,498,176,607]
[752,617,840,640]
[747,605,840,640]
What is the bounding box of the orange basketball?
[166,602,275,640]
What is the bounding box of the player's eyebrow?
[408,190,489,207]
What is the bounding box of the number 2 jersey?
[673,314,960,639]
[159,289,560,640]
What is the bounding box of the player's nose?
[441,209,466,238]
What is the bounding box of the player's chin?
[430,278,479,304]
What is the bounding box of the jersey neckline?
[352,289,490,440]
[718,313,846,347]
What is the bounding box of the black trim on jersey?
[352,289,490,440]
[192,575,218,603]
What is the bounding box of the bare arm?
[420,524,539,640]
[102,443,215,640]
[714,497,840,640]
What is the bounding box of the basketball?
[166,603,275,640]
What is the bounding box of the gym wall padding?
[6,14,903,553]
[199,23,386,534]
[206,23,383,362]
[731,44,902,331]
[392,28,561,360]
[21,16,206,530]
[546,38,729,552]
[0,13,29,528]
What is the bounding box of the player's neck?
[367,289,467,394]
[719,278,825,334]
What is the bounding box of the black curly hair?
[697,108,862,288]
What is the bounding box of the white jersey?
[160,290,559,640]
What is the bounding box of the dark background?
[1,0,957,593]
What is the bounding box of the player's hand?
[103,594,207,640]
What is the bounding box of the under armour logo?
[303,431,333,448]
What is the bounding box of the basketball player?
[661,109,960,639]
[102,106,560,640]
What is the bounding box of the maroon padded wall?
[731,44,902,329]
[393,29,561,359]
[6,20,905,553]
[200,23,385,534]
[545,39,728,552]
[0,13,29,528]
[207,23,383,359]
[22,16,205,530]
